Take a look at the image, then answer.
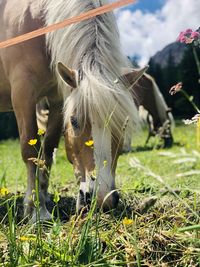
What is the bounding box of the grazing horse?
[122,70,174,151]
[0,0,146,221]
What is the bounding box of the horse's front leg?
[11,78,51,222]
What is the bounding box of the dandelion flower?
[37,129,45,136]
[28,139,37,146]
[122,217,134,225]
[19,235,35,242]
[19,236,30,242]
[0,187,9,196]
[85,140,94,147]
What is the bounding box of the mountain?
[149,42,188,69]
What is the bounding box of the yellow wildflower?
[0,187,9,196]
[85,140,94,147]
[28,139,37,146]
[37,129,45,136]
[103,160,107,167]
[19,236,30,242]
[123,217,134,226]
[19,235,35,242]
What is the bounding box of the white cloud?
[116,0,200,66]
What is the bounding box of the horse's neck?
[45,0,127,72]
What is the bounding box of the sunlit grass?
[0,123,200,266]
[1,123,199,194]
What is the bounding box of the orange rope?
[0,0,135,49]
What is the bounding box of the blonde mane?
[44,0,139,139]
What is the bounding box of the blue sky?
[128,0,165,13]
[116,0,200,65]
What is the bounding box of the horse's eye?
[70,116,79,129]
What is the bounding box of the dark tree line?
[148,46,200,118]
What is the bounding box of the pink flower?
[191,31,200,39]
[180,36,186,43]
[185,37,194,44]
[185,29,193,34]
[177,28,200,44]
[177,32,185,42]
[169,82,183,95]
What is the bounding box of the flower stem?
[193,47,200,76]
[180,89,200,113]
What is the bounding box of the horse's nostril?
[90,175,96,181]
[85,192,92,205]
[112,191,120,207]
[79,189,85,205]
[102,191,120,211]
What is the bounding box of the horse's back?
[0,0,43,39]
[0,0,57,112]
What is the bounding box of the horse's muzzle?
[76,189,120,214]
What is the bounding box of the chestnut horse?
[122,70,174,151]
[0,0,146,221]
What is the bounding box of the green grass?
[1,123,200,193]
[0,123,200,266]
[118,123,200,192]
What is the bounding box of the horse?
[122,70,174,152]
[0,0,146,221]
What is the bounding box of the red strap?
[0,0,135,49]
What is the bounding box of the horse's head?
[63,116,121,213]
[57,62,146,213]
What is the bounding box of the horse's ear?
[118,65,149,86]
[57,62,77,88]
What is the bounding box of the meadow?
[0,123,200,266]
